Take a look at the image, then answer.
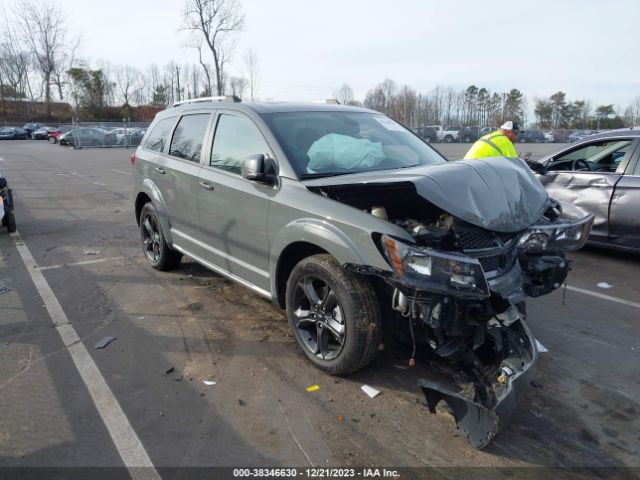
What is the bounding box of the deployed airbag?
[307,134,384,173]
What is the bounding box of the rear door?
[609,142,640,248]
[151,113,211,245]
[538,137,636,242]
[195,110,274,292]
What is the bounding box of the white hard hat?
[500,121,521,131]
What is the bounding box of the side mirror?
[241,154,277,185]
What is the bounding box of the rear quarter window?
[143,117,177,152]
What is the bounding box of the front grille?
[455,225,519,274]
[479,256,501,272]
[456,229,498,249]
[496,231,517,243]
[477,243,519,274]
[456,226,517,250]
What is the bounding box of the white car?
[109,127,141,144]
[544,131,554,143]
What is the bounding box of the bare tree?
[624,97,640,126]
[333,84,354,105]
[51,34,80,101]
[14,0,72,116]
[115,64,143,106]
[0,30,32,100]
[228,75,247,98]
[243,47,259,100]
[183,0,245,95]
[182,35,213,96]
[380,78,396,112]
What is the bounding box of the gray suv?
[132,97,592,448]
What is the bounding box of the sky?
[11,0,640,108]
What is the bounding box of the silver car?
[528,128,640,251]
[132,97,592,447]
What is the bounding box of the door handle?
[155,167,166,175]
[199,181,214,191]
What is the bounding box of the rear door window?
[169,114,211,162]
[144,117,176,152]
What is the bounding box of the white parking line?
[566,285,640,309]
[109,169,132,176]
[10,232,159,480]
[38,256,125,271]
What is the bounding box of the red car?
[47,126,72,143]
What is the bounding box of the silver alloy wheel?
[141,213,162,264]
[292,275,346,360]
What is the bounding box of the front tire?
[139,203,182,270]
[285,254,381,375]
[444,135,453,143]
[5,210,16,233]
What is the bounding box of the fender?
[139,178,175,245]
[269,217,391,297]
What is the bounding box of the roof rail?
[173,95,241,107]
[311,99,341,104]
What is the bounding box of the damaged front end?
[311,157,593,448]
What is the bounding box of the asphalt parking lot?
[0,140,639,478]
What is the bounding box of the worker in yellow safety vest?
[463,121,520,160]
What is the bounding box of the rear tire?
[285,254,382,375]
[444,135,453,143]
[139,203,182,270]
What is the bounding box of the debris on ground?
[392,364,408,370]
[597,282,613,289]
[203,380,216,386]
[337,415,344,423]
[238,398,247,406]
[175,375,183,382]
[530,409,543,418]
[94,336,116,349]
[535,339,549,353]
[83,250,100,256]
[306,385,320,392]
[181,302,203,312]
[0,286,10,294]
[165,366,175,375]
[530,380,543,389]
[137,316,145,320]
[361,385,381,398]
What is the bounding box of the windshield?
[262,111,446,178]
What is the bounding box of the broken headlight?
[381,235,490,298]
[518,214,593,253]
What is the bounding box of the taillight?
[130,152,136,166]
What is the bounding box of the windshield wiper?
[299,171,353,179]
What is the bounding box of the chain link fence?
[57,121,151,149]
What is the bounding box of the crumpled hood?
[304,157,550,232]
[412,157,550,232]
